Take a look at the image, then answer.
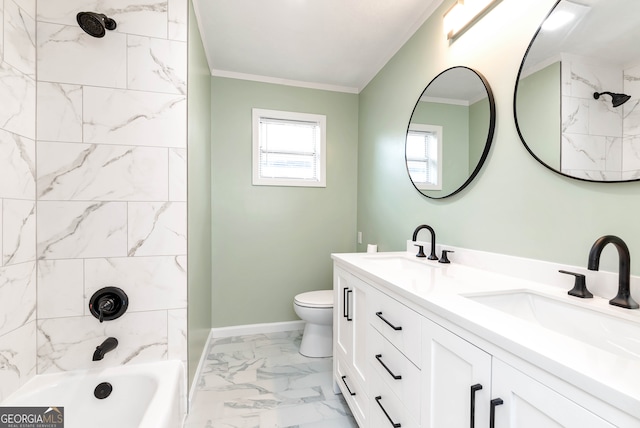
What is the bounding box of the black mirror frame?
[405,66,496,199]
[513,0,640,184]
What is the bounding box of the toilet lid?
[295,290,333,308]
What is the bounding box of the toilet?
[293,290,334,358]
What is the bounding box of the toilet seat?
[294,290,333,308]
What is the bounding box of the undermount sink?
[465,290,640,361]
[362,254,436,271]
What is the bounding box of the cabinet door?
[491,359,616,428]
[334,267,353,361]
[422,318,492,428]
[351,275,368,386]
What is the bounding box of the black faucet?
[587,235,639,309]
[412,224,437,260]
[93,337,118,361]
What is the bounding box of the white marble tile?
[561,133,606,171]
[568,59,622,99]
[604,137,623,173]
[623,135,640,173]
[0,61,36,140]
[561,96,589,135]
[168,308,187,362]
[168,0,187,41]
[84,255,187,313]
[37,82,82,142]
[4,0,36,78]
[2,199,36,265]
[83,87,186,148]
[0,1,4,60]
[0,321,37,402]
[37,310,168,374]
[37,141,169,201]
[37,201,127,260]
[0,261,36,337]
[169,148,186,201]
[623,99,640,136]
[37,259,84,319]
[37,22,127,88]
[37,0,169,39]
[589,97,623,137]
[128,202,186,256]
[0,129,35,199]
[127,35,187,94]
[12,0,35,18]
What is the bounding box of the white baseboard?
[209,320,305,338]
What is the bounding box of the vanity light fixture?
[593,91,632,108]
[443,0,503,41]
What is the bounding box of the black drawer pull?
[346,289,353,321]
[342,287,349,318]
[375,396,401,428]
[341,375,356,396]
[376,312,402,330]
[490,398,503,428]
[375,354,402,380]
[470,384,483,428]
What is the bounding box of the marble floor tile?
[185,330,357,428]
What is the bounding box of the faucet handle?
[414,244,426,258]
[559,270,593,298]
[439,250,454,264]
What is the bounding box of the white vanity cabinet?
[422,317,618,428]
[334,266,369,426]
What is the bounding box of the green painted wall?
[469,97,490,170]
[516,61,561,169]
[210,77,358,327]
[187,1,212,386]
[357,0,639,274]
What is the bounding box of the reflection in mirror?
[405,66,495,199]
[515,0,640,182]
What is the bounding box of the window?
[252,109,326,187]
[406,124,443,190]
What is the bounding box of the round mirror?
[405,66,495,199]
[514,0,640,182]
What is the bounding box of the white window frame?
[252,108,327,187]
[406,123,443,191]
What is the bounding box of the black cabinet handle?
[490,398,503,428]
[375,396,401,428]
[346,289,353,321]
[342,287,349,318]
[375,354,402,380]
[376,312,402,330]
[341,375,356,396]
[470,384,483,428]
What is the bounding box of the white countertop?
[332,250,640,420]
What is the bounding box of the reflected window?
[252,108,326,187]
[406,124,443,190]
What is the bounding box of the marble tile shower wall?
[0,0,38,402]
[561,55,640,180]
[1,0,188,401]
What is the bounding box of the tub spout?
[93,337,118,361]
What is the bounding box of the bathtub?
[1,360,185,428]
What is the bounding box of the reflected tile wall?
[0,0,37,401]
[561,55,629,180]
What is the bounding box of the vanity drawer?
[336,356,368,427]
[368,325,421,421]
[368,287,422,367]
[369,367,420,428]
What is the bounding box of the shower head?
[76,12,117,38]
[593,91,631,108]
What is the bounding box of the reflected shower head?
[593,91,631,108]
[76,12,117,38]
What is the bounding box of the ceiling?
[192,0,445,93]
